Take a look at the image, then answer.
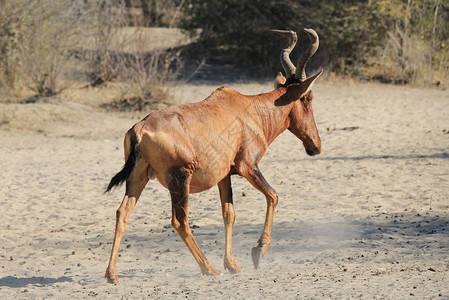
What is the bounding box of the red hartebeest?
[105,29,323,284]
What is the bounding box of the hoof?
[105,269,119,284]
[251,246,262,269]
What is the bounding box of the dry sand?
[1,81,448,299]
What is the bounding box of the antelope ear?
[299,69,323,97]
[274,72,286,89]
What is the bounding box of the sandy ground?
[0,81,449,299]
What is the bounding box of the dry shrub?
[0,0,88,97]
[0,0,182,103]
[123,0,185,27]
[123,29,181,98]
[84,1,183,111]
[0,1,33,92]
[358,0,448,86]
[107,28,182,111]
[363,34,448,86]
[84,1,128,86]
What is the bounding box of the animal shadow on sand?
[0,276,72,288]
[358,211,449,244]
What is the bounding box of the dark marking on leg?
[253,165,276,195]
[167,166,220,275]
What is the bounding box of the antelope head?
[272,28,323,156]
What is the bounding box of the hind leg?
[218,175,241,273]
[168,166,220,275]
[105,160,149,284]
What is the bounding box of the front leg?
[243,165,278,269]
[218,174,241,274]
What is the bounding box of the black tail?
[105,131,139,193]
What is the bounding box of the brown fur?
[105,70,323,284]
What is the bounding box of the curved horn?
[271,29,297,78]
[295,28,319,80]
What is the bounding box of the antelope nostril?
[306,147,319,156]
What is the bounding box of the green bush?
[180,1,385,73]
[180,0,448,83]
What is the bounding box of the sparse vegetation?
[109,28,183,111]
[0,0,182,105]
[0,0,447,103]
[84,1,127,87]
[363,0,449,85]
[81,0,185,109]
[0,1,90,97]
